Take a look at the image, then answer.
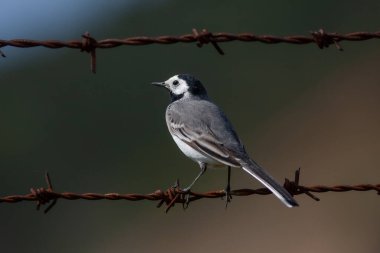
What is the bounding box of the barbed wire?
[1,169,379,213]
[1,28,380,73]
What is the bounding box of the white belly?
[172,135,222,165]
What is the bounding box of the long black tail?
[240,159,298,207]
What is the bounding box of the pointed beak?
[151,81,167,88]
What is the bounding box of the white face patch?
[165,75,189,96]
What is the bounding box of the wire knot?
[284,168,320,201]
[81,32,97,73]
[283,179,299,197]
[311,29,343,51]
[192,28,225,55]
[156,179,192,213]
[30,173,57,213]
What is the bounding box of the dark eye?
[173,80,179,86]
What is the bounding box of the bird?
[152,74,298,208]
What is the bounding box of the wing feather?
[168,120,241,167]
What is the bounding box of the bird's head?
[152,74,208,101]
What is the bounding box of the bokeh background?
[1,1,380,252]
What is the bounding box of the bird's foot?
[223,185,232,208]
[180,186,192,209]
[167,180,192,210]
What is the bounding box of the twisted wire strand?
[1,28,380,72]
[1,30,380,48]
[2,185,378,202]
[1,171,379,213]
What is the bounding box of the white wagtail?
[153,74,298,208]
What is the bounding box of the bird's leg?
[224,166,232,207]
[181,162,207,208]
[182,162,207,192]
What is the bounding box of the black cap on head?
[177,74,208,97]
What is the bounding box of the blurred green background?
[1,1,380,252]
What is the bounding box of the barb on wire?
[81,32,97,73]
[192,28,224,55]
[1,169,379,213]
[311,29,343,51]
[1,28,380,72]
[30,172,57,213]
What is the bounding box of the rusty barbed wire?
[1,28,380,73]
[0,169,379,213]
